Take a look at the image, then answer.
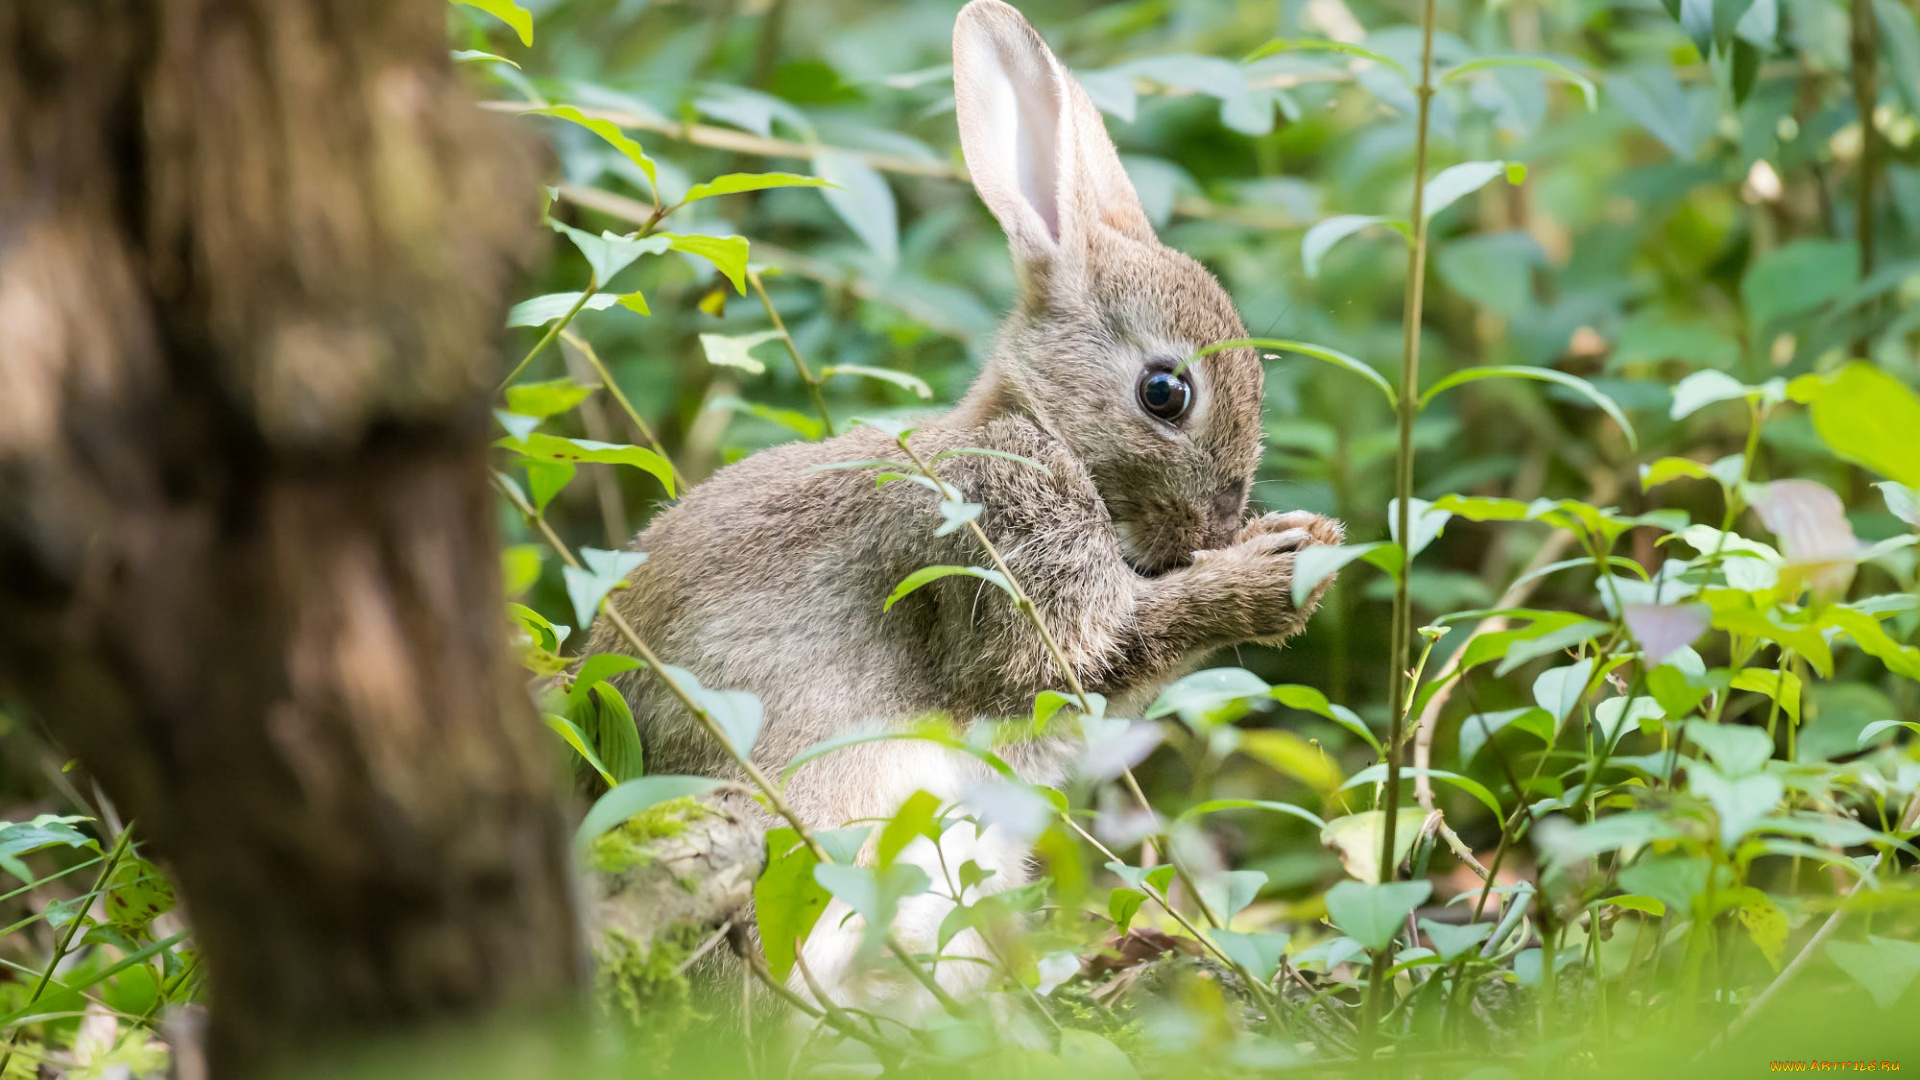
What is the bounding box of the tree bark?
[0,1,582,1075]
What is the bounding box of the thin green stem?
[893,436,1224,930]
[1366,0,1441,1048]
[561,329,687,487]
[493,471,964,1020]
[749,268,835,437]
[0,828,133,1076]
[499,275,597,392]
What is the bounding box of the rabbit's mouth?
[1113,513,1229,576]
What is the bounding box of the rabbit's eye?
[1137,368,1193,422]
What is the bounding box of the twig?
[561,329,687,487]
[748,268,834,437]
[484,103,1308,231]
[1704,855,1881,1055]
[492,472,966,1020]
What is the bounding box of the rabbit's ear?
[953,0,1154,272]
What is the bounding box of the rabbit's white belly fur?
[792,737,1044,1011]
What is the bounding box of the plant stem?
[499,276,598,392]
[561,329,687,487]
[1365,0,1441,1049]
[892,437,1223,929]
[0,827,133,1077]
[493,472,965,1020]
[749,268,835,437]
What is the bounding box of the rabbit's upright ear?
[952,0,1154,278]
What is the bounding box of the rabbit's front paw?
[1235,510,1346,552]
[1229,511,1345,639]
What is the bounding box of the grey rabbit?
[585,0,1345,1007]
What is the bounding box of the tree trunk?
[0,1,582,1075]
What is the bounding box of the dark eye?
[1136,367,1193,422]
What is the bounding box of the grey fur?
[583,0,1344,1000]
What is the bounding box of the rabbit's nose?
[1209,483,1247,529]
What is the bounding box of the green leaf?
[1860,720,1920,746]
[680,172,834,204]
[1670,369,1757,420]
[506,291,620,328]
[1192,338,1396,409]
[528,106,654,188]
[876,790,944,869]
[1210,929,1291,984]
[1688,761,1785,848]
[1419,919,1494,961]
[1420,366,1637,449]
[665,233,751,294]
[661,664,764,757]
[814,862,931,945]
[1640,456,1717,489]
[1238,729,1344,792]
[506,377,595,419]
[102,857,174,931]
[1176,799,1326,830]
[543,714,615,787]
[576,776,724,849]
[1440,57,1597,110]
[1271,684,1381,754]
[1325,880,1432,953]
[1422,161,1525,221]
[884,565,1013,611]
[1109,886,1148,933]
[1729,668,1802,725]
[1200,870,1269,926]
[1533,658,1595,724]
[1243,38,1410,81]
[815,150,898,265]
[1299,215,1408,279]
[550,221,669,287]
[709,394,825,441]
[821,364,934,401]
[1742,240,1859,333]
[1877,481,1920,528]
[756,828,831,981]
[935,500,982,538]
[452,0,532,46]
[451,49,522,68]
[501,432,675,496]
[1822,607,1920,680]
[560,546,648,627]
[525,460,573,513]
[1341,764,1502,818]
[0,815,94,882]
[1292,542,1403,606]
[1877,0,1920,114]
[1789,363,1920,488]
[1389,496,1452,559]
[1457,706,1553,765]
[699,330,784,375]
[1827,936,1920,1009]
[1320,810,1428,884]
[568,654,647,711]
[570,682,646,784]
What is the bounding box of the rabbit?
[584,0,1345,1013]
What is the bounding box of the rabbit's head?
[953,0,1264,575]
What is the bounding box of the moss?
[588,796,711,875]
[593,923,707,1056]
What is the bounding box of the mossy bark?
[0,2,578,1075]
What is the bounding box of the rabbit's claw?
[1236,510,1345,552]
